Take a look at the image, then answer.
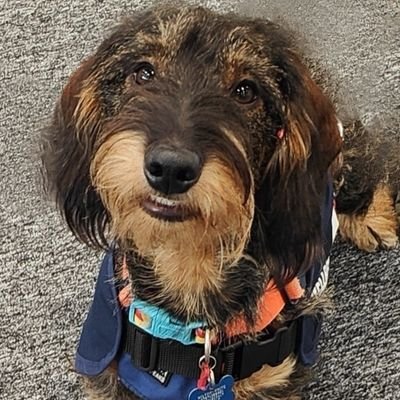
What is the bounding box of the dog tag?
[188,375,235,400]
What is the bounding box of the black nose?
[144,146,202,195]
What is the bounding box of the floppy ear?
[41,56,109,248]
[252,55,342,285]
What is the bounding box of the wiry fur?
[42,5,399,400]
[81,365,137,400]
[335,120,400,250]
[338,183,398,251]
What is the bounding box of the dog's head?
[43,6,342,325]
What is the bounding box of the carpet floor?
[0,1,399,399]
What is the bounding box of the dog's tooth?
[149,194,178,207]
[159,197,173,206]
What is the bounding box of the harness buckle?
[130,327,160,371]
[218,320,299,380]
[146,335,160,371]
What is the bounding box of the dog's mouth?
[141,194,196,222]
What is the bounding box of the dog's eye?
[233,80,258,104]
[134,64,155,85]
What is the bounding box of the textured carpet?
[0,0,399,399]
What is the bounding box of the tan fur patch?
[83,367,137,400]
[338,183,399,251]
[222,28,256,85]
[223,128,248,159]
[90,131,148,235]
[150,159,253,322]
[91,131,254,323]
[74,82,101,138]
[139,8,209,68]
[234,356,297,399]
[275,113,311,175]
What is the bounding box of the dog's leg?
[338,183,398,251]
[336,121,400,251]
[82,366,139,400]
[234,357,305,400]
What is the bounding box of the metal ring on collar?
[198,355,217,370]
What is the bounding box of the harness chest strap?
[123,313,302,381]
[122,275,306,381]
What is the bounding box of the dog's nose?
[144,146,202,194]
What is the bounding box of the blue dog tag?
[188,375,235,400]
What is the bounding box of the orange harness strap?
[226,278,304,337]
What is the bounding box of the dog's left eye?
[134,64,155,85]
[232,80,258,104]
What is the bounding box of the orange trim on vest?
[226,278,304,337]
[118,256,133,308]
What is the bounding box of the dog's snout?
[144,146,202,194]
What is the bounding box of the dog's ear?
[42,56,109,248]
[277,60,342,175]
[253,55,342,285]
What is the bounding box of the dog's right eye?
[232,80,259,104]
[134,64,155,85]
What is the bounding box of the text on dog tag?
[188,375,234,400]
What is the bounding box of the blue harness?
[75,183,337,399]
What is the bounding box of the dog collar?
[124,266,304,346]
[129,298,205,345]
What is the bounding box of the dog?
[42,5,400,400]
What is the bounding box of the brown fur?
[338,183,399,251]
[334,119,400,249]
[234,357,298,400]
[83,368,138,400]
[42,5,399,400]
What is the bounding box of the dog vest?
[75,182,338,399]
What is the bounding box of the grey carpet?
[0,0,399,399]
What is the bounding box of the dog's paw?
[366,224,399,250]
[338,184,399,252]
[338,214,398,251]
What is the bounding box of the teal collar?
[129,298,205,345]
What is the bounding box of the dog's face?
[44,7,342,325]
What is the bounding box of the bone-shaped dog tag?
[188,375,235,400]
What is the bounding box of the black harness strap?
[124,323,204,378]
[123,317,301,381]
